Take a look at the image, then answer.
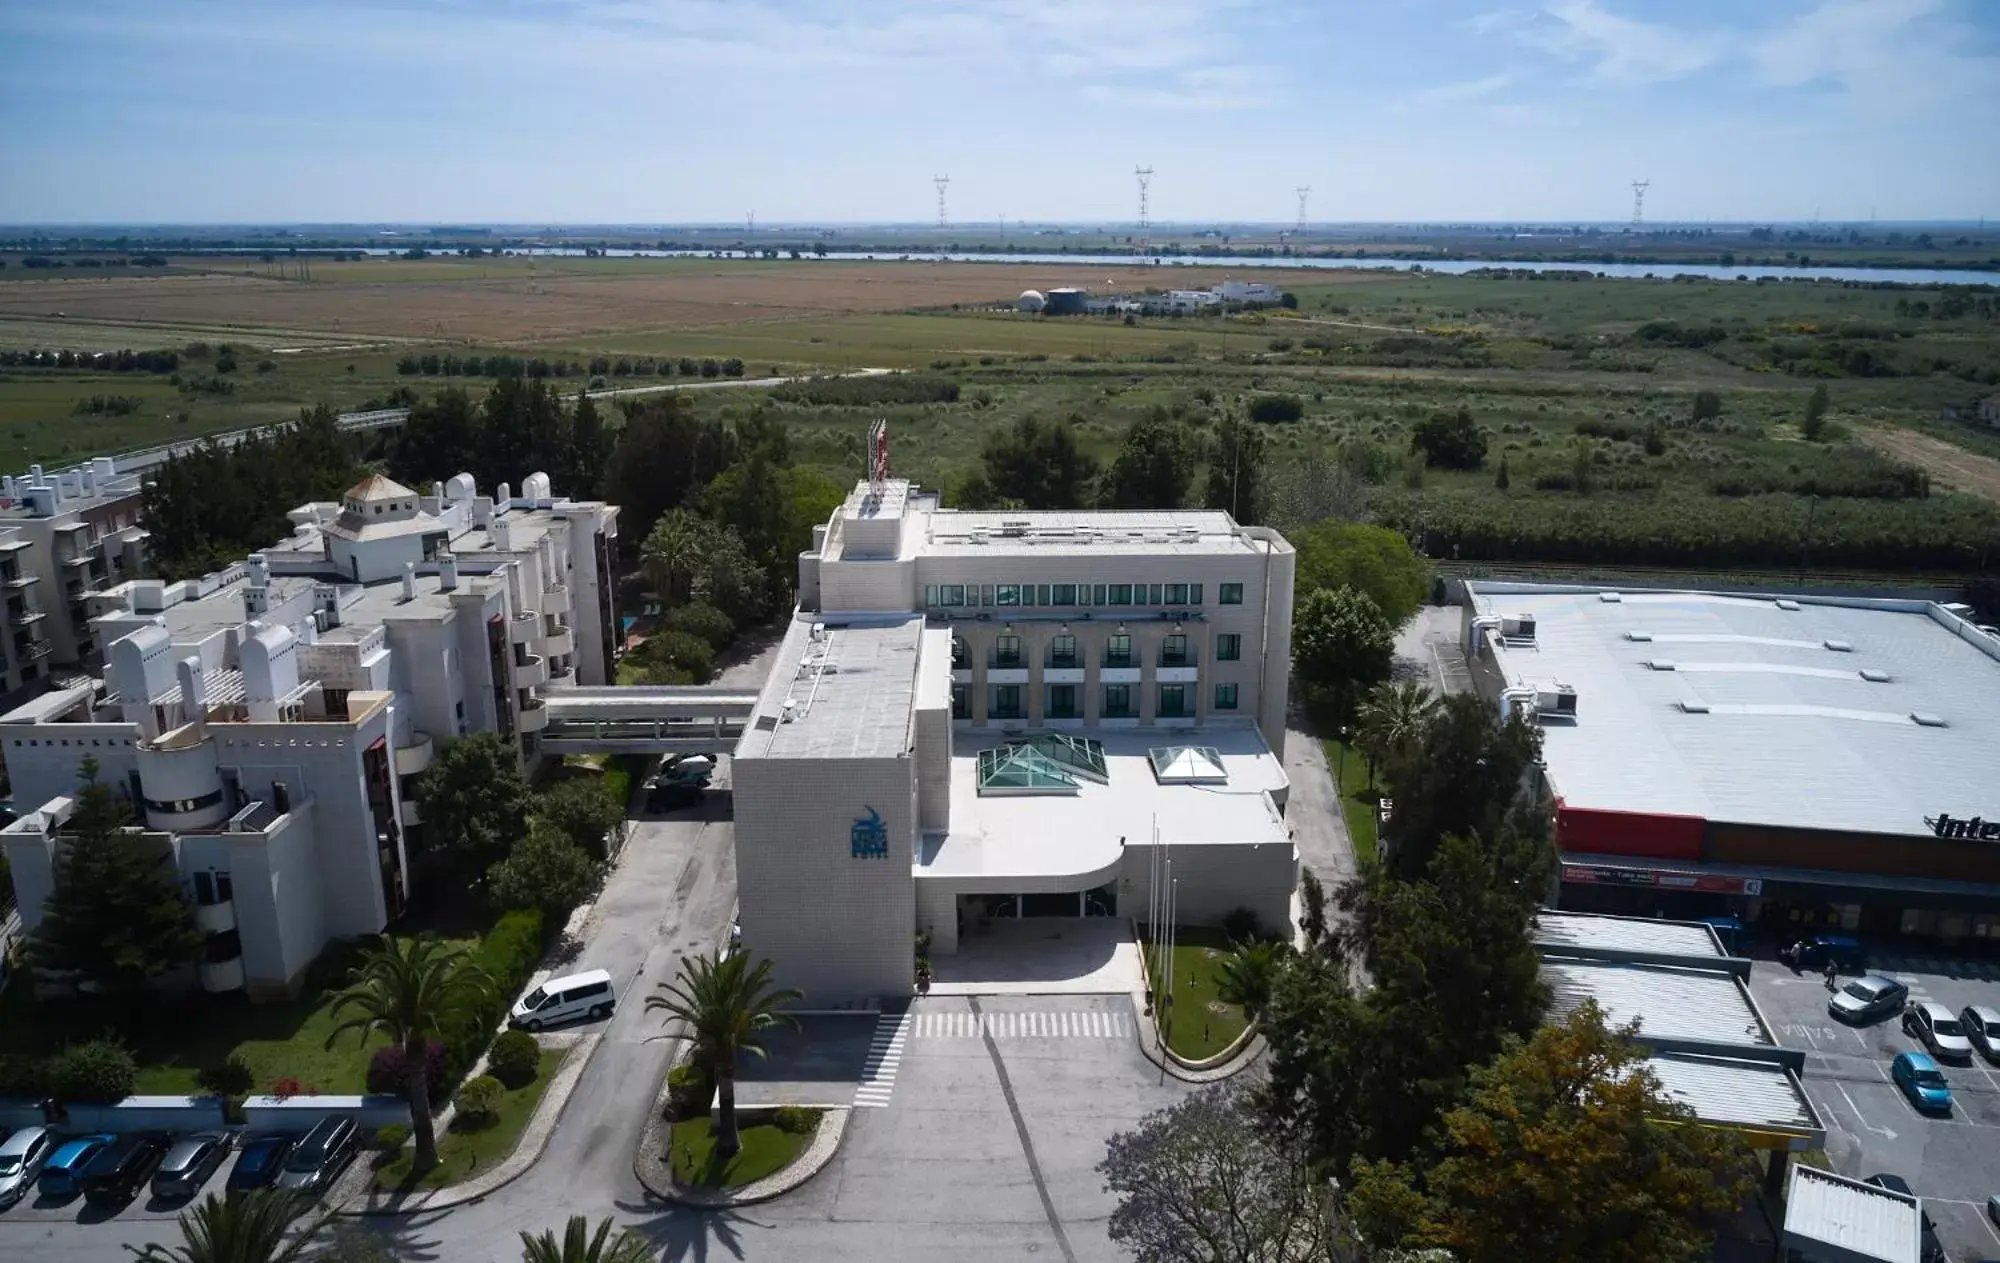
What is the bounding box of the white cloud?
[1393,71,1517,113]
[1750,0,1998,112]
[1518,0,1722,85]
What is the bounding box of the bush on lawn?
[194,1053,255,1099]
[666,1063,713,1119]
[0,1052,45,1098]
[455,1074,503,1125]
[773,1105,821,1136]
[374,1123,409,1153]
[46,1038,136,1104]
[439,907,547,1094]
[367,1041,449,1097]
[488,1030,541,1086]
[662,602,735,649]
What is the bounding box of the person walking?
[1824,959,1839,992]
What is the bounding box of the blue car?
[1891,1051,1953,1114]
[37,1134,116,1198]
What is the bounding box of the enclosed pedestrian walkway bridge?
[538,686,756,755]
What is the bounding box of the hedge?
[440,908,546,1093]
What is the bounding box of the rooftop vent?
[1859,668,1891,683]
[1775,599,1802,612]
[1910,712,1947,728]
[1823,639,1853,652]
[1598,591,1623,603]
[1535,683,1577,717]
[1625,630,1653,643]
[1647,659,1677,671]
[1500,614,1537,642]
[1679,699,1711,714]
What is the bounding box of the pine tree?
[569,390,610,498]
[28,758,205,995]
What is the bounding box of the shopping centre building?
[1463,582,2000,949]
[732,478,1300,1001]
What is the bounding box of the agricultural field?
[2,258,1998,577]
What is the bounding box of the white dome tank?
[1017,290,1047,313]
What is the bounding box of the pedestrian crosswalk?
[1876,955,2000,984]
[853,1010,909,1108]
[912,1010,1129,1040]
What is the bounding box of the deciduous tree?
[1289,522,1430,627]
[1291,586,1394,726]
[487,822,603,918]
[535,777,627,860]
[412,734,531,870]
[1410,407,1486,470]
[1104,410,1198,509]
[1376,694,1543,882]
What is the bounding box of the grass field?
[1139,924,1249,1062]
[1321,739,1382,867]
[372,1046,566,1192]
[668,1115,810,1189]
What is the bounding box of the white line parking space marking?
[912,1010,1129,1040]
[1834,1082,1899,1140]
[853,1010,910,1108]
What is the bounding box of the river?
[352,245,2000,287]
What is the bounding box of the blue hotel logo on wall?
[851,807,889,859]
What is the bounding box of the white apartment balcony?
[1156,666,1201,684]
[399,799,422,827]
[542,584,571,615]
[518,698,549,733]
[540,627,575,658]
[1099,666,1142,684]
[509,612,539,644]
[393,732,435,777]
[514,654,549,688]
[1042,667,1085,684]
[986,666,1029,684]
[194,899,236,935]
[199,957,245,993]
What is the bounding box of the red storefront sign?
[1561,864,1762,897]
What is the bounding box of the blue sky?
[2,0,1995,225]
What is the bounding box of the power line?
[1630,179,1650,229]
[1295,186,1311,235]
[933,175,950,229]
[1135,166,1154,240]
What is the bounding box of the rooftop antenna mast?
[868,419,891,486]
[933,175,950,229]
[1135,165,1154,240]
[1295,186,1311,236]
[1630,179,1650,229]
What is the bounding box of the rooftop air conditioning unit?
[1500,614,1537,642]
[1535,684,1577,717]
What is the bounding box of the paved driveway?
[1747,953,2000,1261]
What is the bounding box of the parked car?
[1963,1004,2000,1063]
[1904,1001,1976,1063]
[1695,916,1744,954]
[36,1134,116,1198]
[1890,1052,1953,1115]
[226,1135,293,1192]
[1865,1174,1947,1263]
[0,1125,56,1207]
[658,753,715,784]
[79,1133,169,1206]
[273,1117,356,1195]
[151,1131,234,1200]
[1783,934,1867,972]
[1830,975,1909,1024]
[1988,1190,1999,1227]
[646,779,704,812]
[510,968,615,1031]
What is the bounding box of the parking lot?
[1746,952,2000,1261]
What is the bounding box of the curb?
[335,1034,600,1217]
[631,1042,849,1207]
[1126,990,1266,1083]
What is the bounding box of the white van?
[509,969,615,1031]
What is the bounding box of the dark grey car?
[151,1131,234,1200]
[273,1117,356,1195]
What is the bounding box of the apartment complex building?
[734,479,1299,1002]
[0,460,150,703]
[1,471,618,1000]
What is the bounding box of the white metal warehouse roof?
[1784,1166,1921,1263]
[1645,1053,1818,1135]
[1467,586,2000,838]
[1535,912,1726,959]
[1541,959,1771,1046]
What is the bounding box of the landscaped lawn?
[668,1115,808,1189]
[1321,738,1382,866]
[1138,924,1249,1062]
[372,1046,565,1192]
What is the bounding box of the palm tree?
[125,1191,322,1263]
[645,949,802,1157]
[519,1215,655,1263]
[639,510,708,607]
[1214,940,1287,1023]
[1353,678,1437,790]
[326,934,492,1173]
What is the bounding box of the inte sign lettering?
[1924,813,2000,841]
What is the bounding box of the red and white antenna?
[869,419,891,486]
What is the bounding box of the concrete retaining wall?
[242,1094,411,1133]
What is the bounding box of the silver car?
[1903,1000,1975,1063]
[0,1125,57,1207]
[1963,1004,2000,1063]
[151,1131,234,1200]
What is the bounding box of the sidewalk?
[1126,988,1265,1083]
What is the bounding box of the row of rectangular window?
[958,631,1241,668]
[953,682,1237,720]
[926,581,1245,609]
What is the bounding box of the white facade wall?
[731,753,917,1004]
[1122,840,1296,934]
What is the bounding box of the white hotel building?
[1,472,617,1000]
[734,479,1301,1003]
